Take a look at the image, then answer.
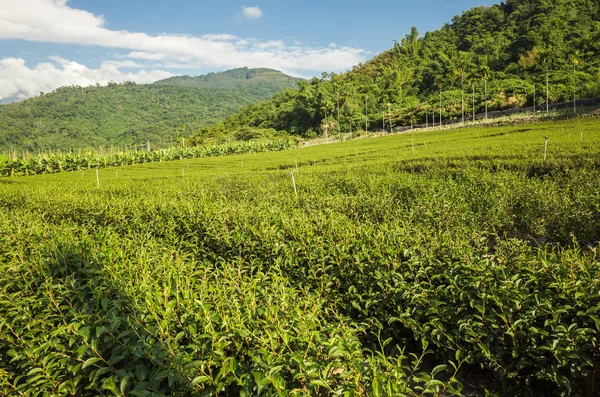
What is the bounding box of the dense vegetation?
[0,68,301,152]
[199,0,600,140]
[0,139,296,177]
[1,117,599,396]
[154,68,302,90]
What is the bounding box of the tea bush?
[1,118,599,395]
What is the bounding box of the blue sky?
[0,0,498,101]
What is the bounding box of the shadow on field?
[0,178,23,184]
[2,245,204,396]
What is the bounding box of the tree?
[479,63,491,121]
[450,52,473,124]
[537,48,553,114]
[518,48,540,115]
[400,26,421,58]
[570,50,581,114]
[364,95,369,137]
[437,82,445,126]
[469,76,476,123]
[336,91,341,141]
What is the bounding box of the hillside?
[153,67,302,90]
[0,69,301,151]
[197,0,600,140]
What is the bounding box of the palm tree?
[570,51,581,114]
[386,102,392,133]
[364,95,369,137]
[468,76,477,123]
[336,91,341,140]
[537,49,553,115]
[438,83,444,126]
[451,53,471,124]
[479,65,491,121]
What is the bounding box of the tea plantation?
[1,118,599,396]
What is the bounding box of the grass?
[1,117,599,396]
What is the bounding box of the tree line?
[197,0,600,140]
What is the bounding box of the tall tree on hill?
[537,48,553,114]
[400,27,421,58]
[389,46,415,107]
[437,81,445,126]
[364,95,369,136]
[317,75,335,138]
[468,75,477,123]
[479,62,491,121]
[451,52,473,124]
[570,50,581,113]
[518,48,540,115]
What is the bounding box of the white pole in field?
[290,171,297,196]
[544,137,548,161]
[96,168,100,188]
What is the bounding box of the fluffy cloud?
[0,0,365,76]
[241,6,263,20]
[0,57,172,101]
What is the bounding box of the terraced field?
[1,118,599,396]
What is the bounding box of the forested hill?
[197,0,600,140]
[154,67,302,90]
[0,68,301,151]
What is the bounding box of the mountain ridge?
[153,67,302,88]
[0,68,302,151]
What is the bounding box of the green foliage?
[0,139,296,177]
[154,67,302,90]
[0,69,302,152]
[1,117,599,395]
[200,0,600,138]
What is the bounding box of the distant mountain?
[0,68,302,152]
[154,67,302,90]
[0,94,26,105]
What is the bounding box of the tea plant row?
[1,119,599,396]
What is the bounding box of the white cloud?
[240,6,262,20]
[0,0,365,78]
[200,33,238,41]
[0,57,173,101]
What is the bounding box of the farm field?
[1,118,600,396]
